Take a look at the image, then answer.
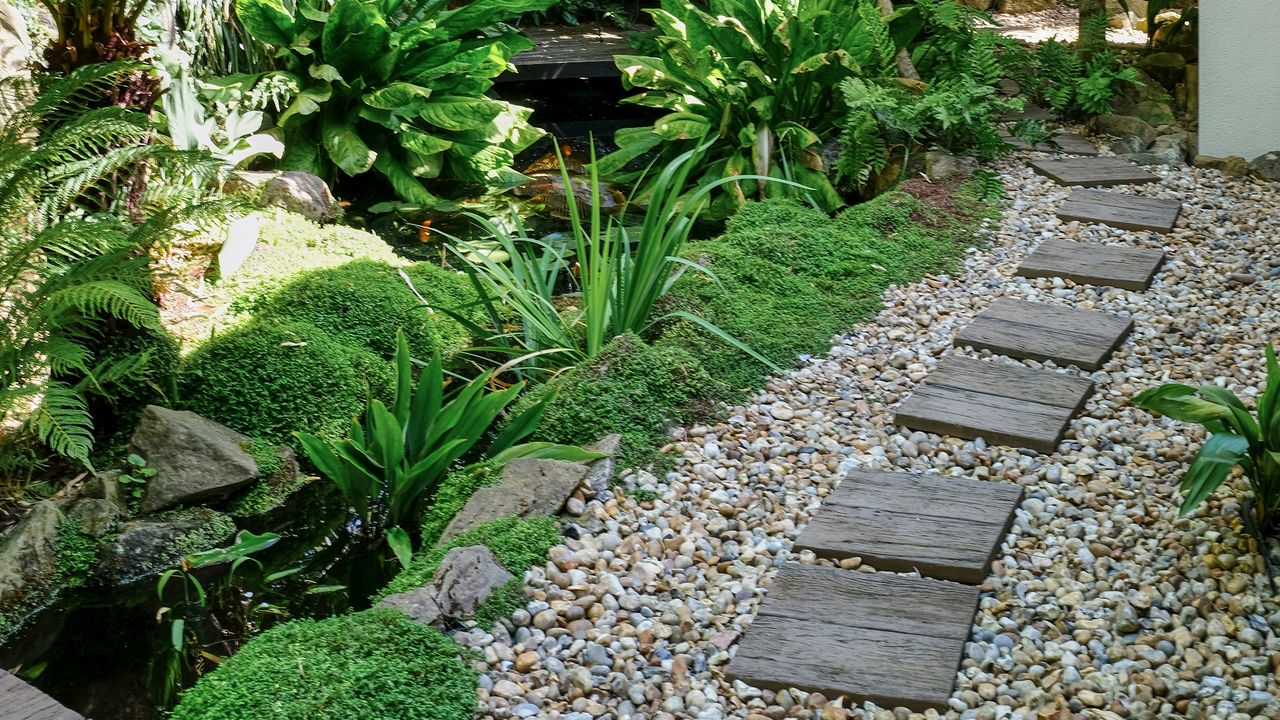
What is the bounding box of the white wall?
[1199,0,1280,160]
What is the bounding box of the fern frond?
[31,383,95,469]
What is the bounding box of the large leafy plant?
[296,331,595,547]
[598,0,899,217]
[1,63,231,469]
[451,140,785,372]
[234,0,551,208]
[1132,346,1280,539]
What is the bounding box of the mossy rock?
[515,333,714,469]
[178,320,393,444]
[170,608,476,720]
[252,259,480,360]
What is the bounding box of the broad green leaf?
[364,82,433,112]
[418,96,505,131]
[171,619,186,652]
[322,116,377,175]
[387,526,413,570]
[235,0,295,47]
[486,442,607,466]
[309,64,344,83]
[1179,433,1249,515]
[278,83,332,126]
[322,0,392,78]
[654,112,711,141]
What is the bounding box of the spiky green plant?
[1,62,235,469]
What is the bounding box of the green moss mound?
[171,608,476,720]
[178,321,392,444]
[661,191,983,392]
[517,333,713,468]
[253,259,478,360]
[380,516,560,600]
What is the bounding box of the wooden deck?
[1029,156,1159,187]
[794,469,1024,583]
[726,565,981,711]
[1017,238,1167,290]
[0,670,84,720]
[1056,188,1182,232]
[953,298,1134,370]
[895,356,1095,453]
[503,23,637,81]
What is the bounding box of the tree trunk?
[1078,0,1109,61]
[876,0,921,81]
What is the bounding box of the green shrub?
[170,608,476,720]
[380,516,560,599]
[516,333,712,468]
[255,260,479,360]
[662,192,983,392]
[178,321,392,443]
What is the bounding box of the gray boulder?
[0,501,63,629]
[1194,155,1250,179]
[1150,133,1191,164]
[95,509,235,585]
[259,171,338,223]
[1137,52,1187,91]
[995,0,1054,12]
[379,545,513,626]
[924,151,979,181]
[439,458,587,542]
[1093,115,1157,150]
[1249,151,1280,181]
[582,434,623,497]
[1121,150,1181,167]
[129,405,260,514]
[66,499,121,538]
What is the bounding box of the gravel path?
[469,149,1280,720]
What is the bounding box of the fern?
[1,63,239,471]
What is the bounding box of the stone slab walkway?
[1056,188,1182,232]
[1016,238,1167,290]
[1030,156,1159,186]
[0,670,84,720]
[953,297,1134,370]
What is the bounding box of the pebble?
[475,133,1280,720]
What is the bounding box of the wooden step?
[1056,188,1182,232]
[727,564,981,712]
[0,670,84,720]
[895,361,1094,453]
[1030,156,1159,187]
[1001,131,1099,156]
[1016,238,1167,290]
[953,298,1134,370]
[794,469,1024,584]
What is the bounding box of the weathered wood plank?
[0,670,85,720]
[823,469,1025,530]
[1029,156,1159,187]
[795,503,1012,583]
[502,23,634,80]
[894,384,1075,453]
[1056,188,1182,232]
[727,614,963,711]
[1000,131,1099,156]
[927,355,1095,412]
[954,298,1134,370]
[756,564,981,643]
[1016,238,1168,290]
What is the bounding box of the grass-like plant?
[451,139,787,373]
[295,331,595,549]
[1132,346,1280,539]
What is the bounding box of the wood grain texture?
[1029,157,1159,187]
[1000,132,1100,156]
[954,298,1134,370]
[727,614,964,711]
[927,355,1095,412]
[894,383,1075,453]
[502,24,636,80]
[824,469,1025,527]
[0,670,85,720]
[1056,188,1182,233]
[795,503,1012,584]
[1016,238,1168,290]
[756,564,981,642]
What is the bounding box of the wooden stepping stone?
[727,564,981,711]
[1030,156,1159,187]
[894,356,1095,453]
[1000,131,1099,156]
[1056,188,1182,232]
[1017,238,1167,290]
[794,468,1024,584]
[0,669,84,720]
[953,298,1134,370]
